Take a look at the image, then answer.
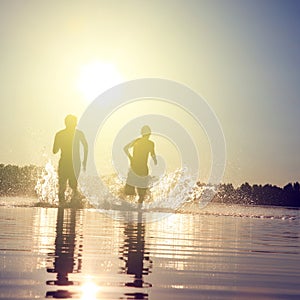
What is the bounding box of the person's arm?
[52,133,60,154]
[151,143,157,165]
[81,133,88,171]
[124,140,135,161]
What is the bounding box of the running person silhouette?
[53,115,88,206]
[124,125,157,203]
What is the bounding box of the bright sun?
[77,61,123,102]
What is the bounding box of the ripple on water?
[0,205,299,299]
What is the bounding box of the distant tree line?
[205,182,300,207]
[0,164,41,197]
[0,164,299,207]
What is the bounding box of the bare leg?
[124,183,136,195]
[69,170,83,207]
[69,174,80,204]
[58,176,67,206]
[137,188,147,204]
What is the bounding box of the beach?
[0,199,299,299]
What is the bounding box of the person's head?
[141,125,151,138]
[64,114,77,129]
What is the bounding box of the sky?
[0,0,300,187]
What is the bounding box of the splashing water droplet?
[79,167,215,212]
[35,160,58,204]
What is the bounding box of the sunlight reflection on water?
[0,204,299,299]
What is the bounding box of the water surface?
[0,201,299,299]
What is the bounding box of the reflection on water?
[0,205,299,299]
[44,209,152,299]
[46,208,83,298]
[120,211,152,299]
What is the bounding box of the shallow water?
[0,200,299,299]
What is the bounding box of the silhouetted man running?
[53,115,88,206]
[124,125,157,203]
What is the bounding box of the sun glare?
[80,278,100,299]
[77,61,123,102]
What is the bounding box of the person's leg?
[58,160,70,206]
[136,173,149,204]
[137,187,147,203]
[69,164,84,205]
[125,169,136,196]
[69,172,80,201]
[124,183,136,195]
[58,172,67,205]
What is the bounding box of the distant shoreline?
[0,163,299,208]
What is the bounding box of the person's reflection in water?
[46,208,83,298]
[120,211,152,299]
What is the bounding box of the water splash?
[34,161,219,211]
[79,167,206,212]
[190,183,219,209]
[146,167,196,210]
[35,160,58,205]
[30,163,300,221]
